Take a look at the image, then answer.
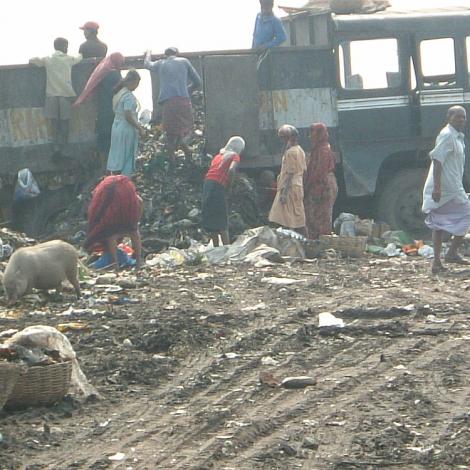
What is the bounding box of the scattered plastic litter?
[318,312,345,328]
[281,376,317,389]
[261,277,307,286]
[382,243,401,257]
[426,315,449,324]
[418,245,434,258]
[333,213,357,237]
[108,452,126,462]
[13,168,40,201]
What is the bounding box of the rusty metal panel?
[260,87,337,130]
[203,54,260,158]
[0,62,97,175]
[0,103,95,148]
[311,15,331,46]
[258,48,335,90]
[282,22,293,47]
[294,17,311,46]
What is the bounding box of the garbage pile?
[0,227,36,262]
[51,89,262,253]
[146,225,321,268]
[333,212,434,259]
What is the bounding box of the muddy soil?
[1,255,470,469]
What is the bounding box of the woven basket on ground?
[0,362,20,410]
[320,235,367,258]
[5,361,72,410]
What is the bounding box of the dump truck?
[1,5,469,236]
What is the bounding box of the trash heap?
[51,89,263,254]
[332,212,435,259]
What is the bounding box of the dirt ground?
[2,253,470,470]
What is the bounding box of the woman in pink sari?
[75,53,125,164]
[304,123,338,239]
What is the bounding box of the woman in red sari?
[84,175,143,270]
[304,123,338,239]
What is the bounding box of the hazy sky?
[4,0,470,65]
[3,0,470,108]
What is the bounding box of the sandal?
[444,254,470,265]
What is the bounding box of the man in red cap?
[79,21,107,59]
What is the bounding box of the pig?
[3,240,81,304]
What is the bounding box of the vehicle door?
[203,54,260,159]
[413,34,465,140]
[335,35,414,197]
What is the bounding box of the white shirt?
[30,51,82,97]
[422,124,468,213]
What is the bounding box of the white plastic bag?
[14,168,40,201]
[318,312,345,328]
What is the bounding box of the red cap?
[79,21,99,31]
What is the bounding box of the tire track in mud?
[162,318,470,465]
[28,311,466,469]
[19,261,470,469]
[132,317,460,468]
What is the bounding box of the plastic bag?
[14,169,40,202]
[333,213,357,237]
[5,325,99,399]
[418,245,434,259]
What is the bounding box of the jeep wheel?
[376,169,428,235]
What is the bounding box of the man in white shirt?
[30,38,82,156]
[422,105,470,273]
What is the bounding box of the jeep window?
[420,38,456,87]
[339,39,400,90]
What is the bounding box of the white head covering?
[220,136,245,160]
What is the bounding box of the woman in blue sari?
[106,69,146,177]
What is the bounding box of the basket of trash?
[0,362,20,410]
[319,235,367,258]
[5,361,72,410]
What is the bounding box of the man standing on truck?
[30,38,82,157]
[79,21,107,59]
[252,0,287,51]
[144,48,201,169]
[422,105,470,274]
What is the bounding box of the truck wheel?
[376,169,427,234]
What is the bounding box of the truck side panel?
[0,63,97,176]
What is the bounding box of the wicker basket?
[320,235,367,258]
[5,361,72,410]
[0,362,20,410]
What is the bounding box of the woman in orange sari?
[269,125,307,236]
[304,123,338,239]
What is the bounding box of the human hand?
[280,192,287,205]
[139,128,146,139]
[432,190,441,203]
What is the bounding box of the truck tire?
[376,169,427,234]
[12,186,76,238]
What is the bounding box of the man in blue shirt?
[144,47,202,167]
[252,0,288,51]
